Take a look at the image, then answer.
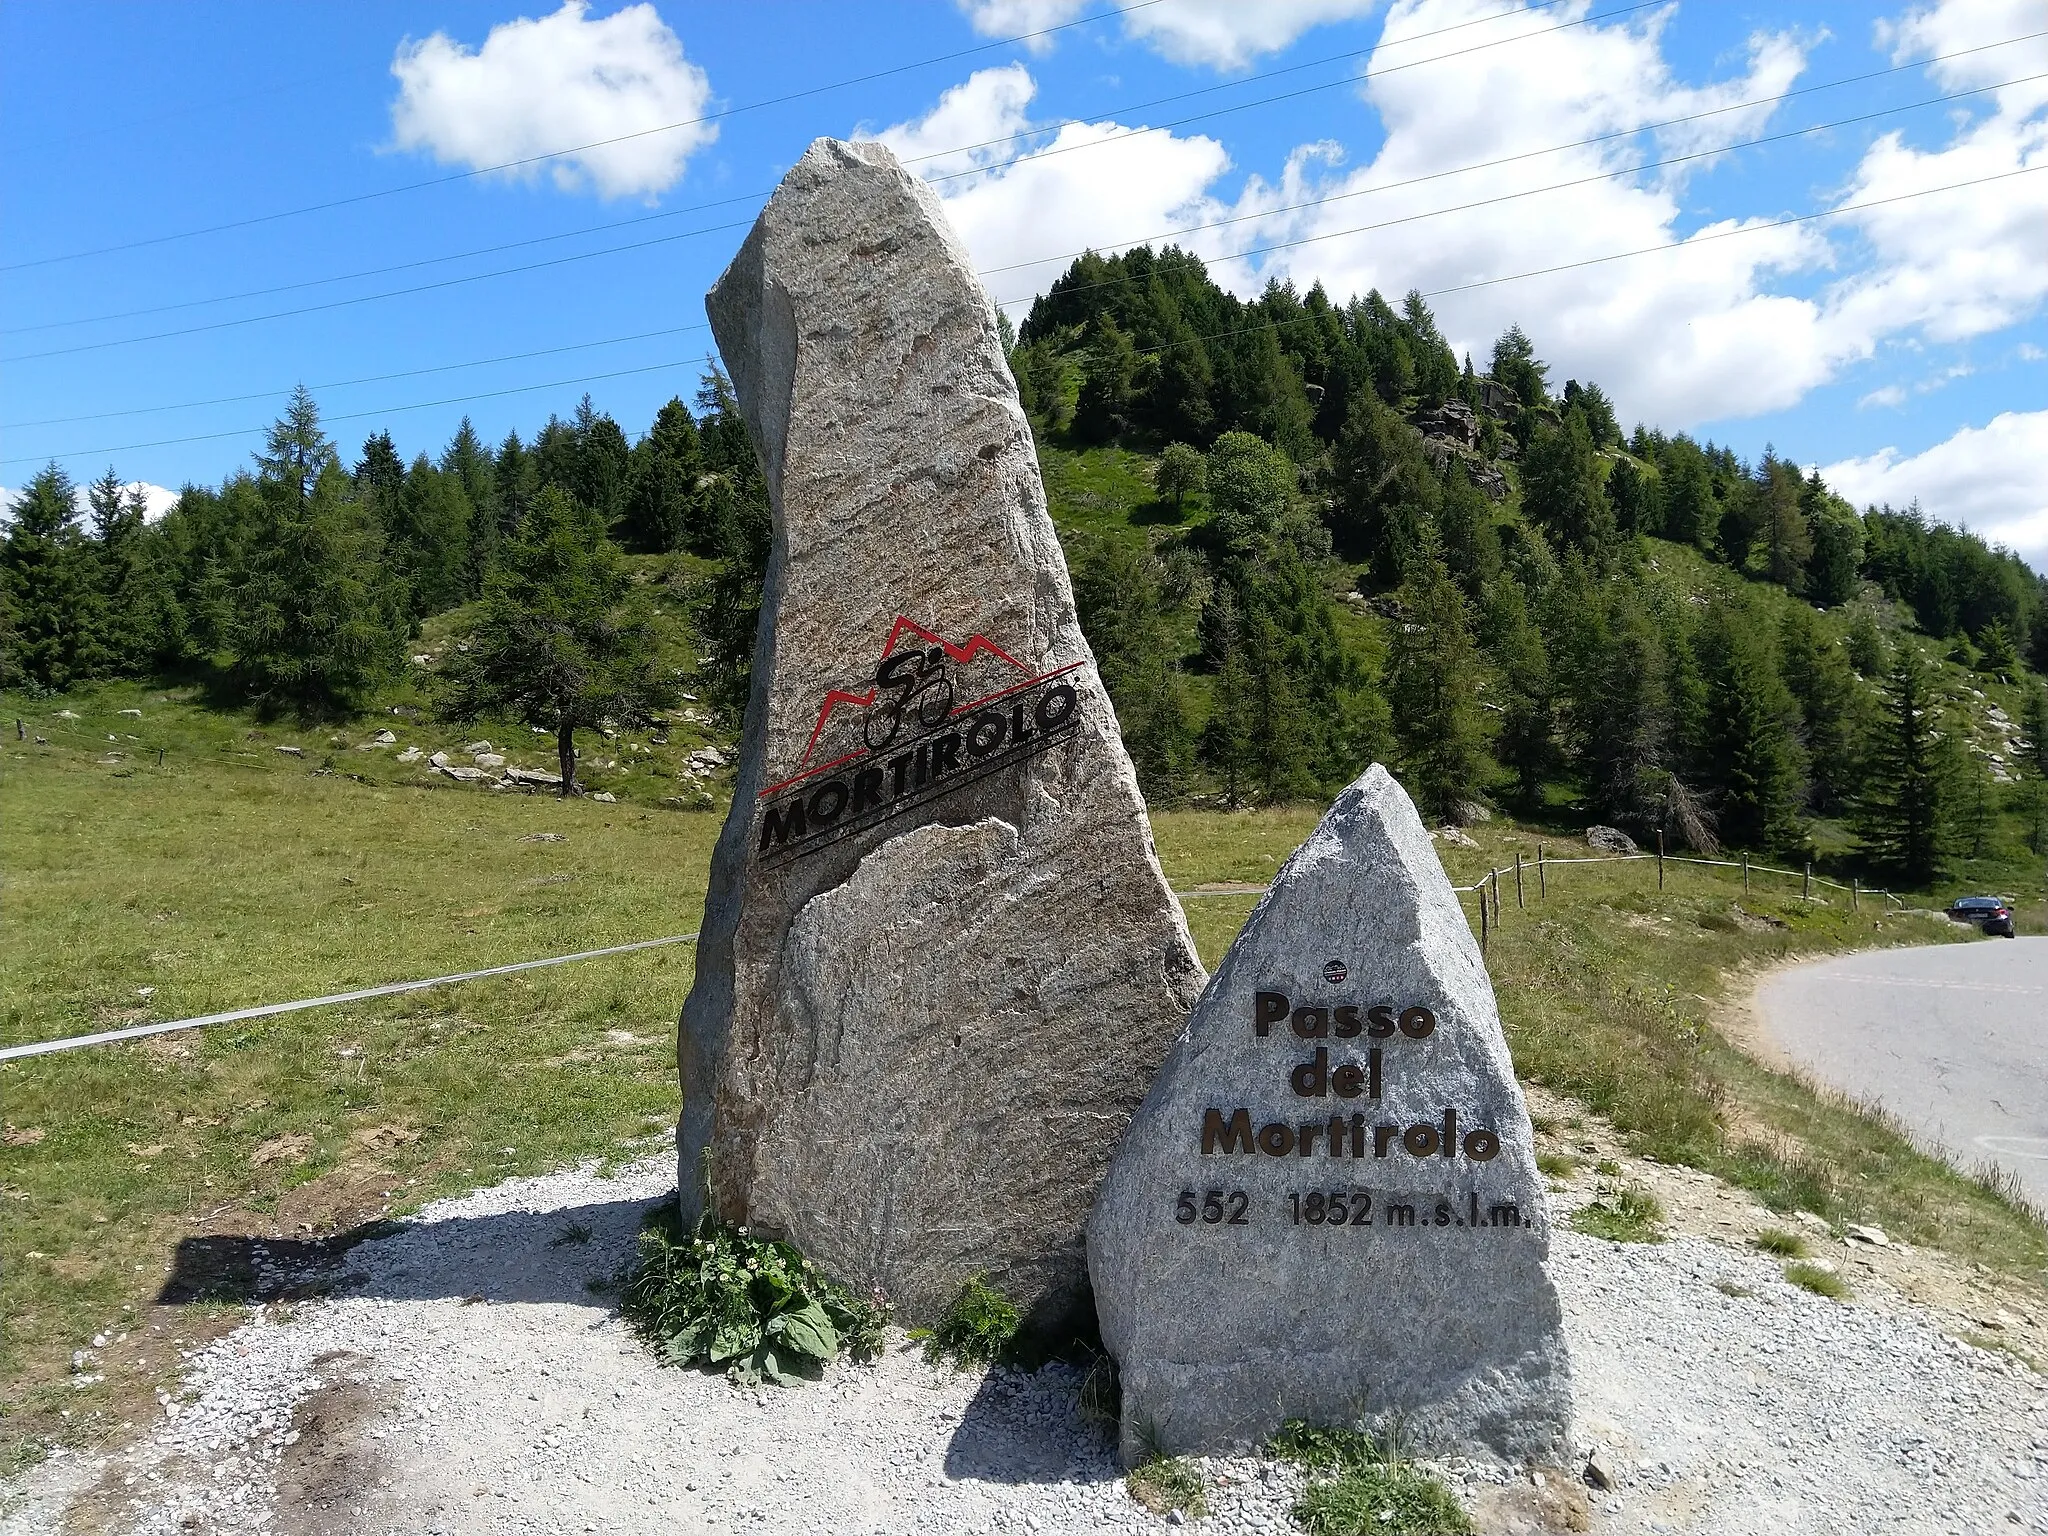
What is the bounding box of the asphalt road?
[1757,936,2048,1206]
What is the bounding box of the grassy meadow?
[3,685,2045,1473]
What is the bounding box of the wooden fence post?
[1538,844,1546,900]
[1492,869,1503,927]
[1851,876,1859,912]
[1804,862,1812,900]
[1479,885,1489,951]
[1656,829,1665,890]
[1742,855,1750,895]
[1515,852,1525,910]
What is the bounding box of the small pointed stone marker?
[1089,765,1571,1464]
[677,139,1205,1326]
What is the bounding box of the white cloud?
[1859,385,1908,409]
[1826,0,2048,345]
[1824,410,2048,565]
[871,66,1233,306]
[1120,0,1385,70]
[0,481,177,526]
[952,0,1088,53]
[953,0,1383,67]
[872,64,1038,178]
[389,1,716,200]
[1210,0,1837,427]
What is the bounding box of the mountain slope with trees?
[6,244,2046,892]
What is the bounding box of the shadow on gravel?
[157,1193,667,1308]
[942,1364,1119,1487]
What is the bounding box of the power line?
[0,326,713,432]
[14,30,2038,432]
[0,360,706,466]
[2,0,1596,350]
[0,1,1170,274]
[9,163,2036,470]
[7,62,2031,372]
[976,70,2046,285]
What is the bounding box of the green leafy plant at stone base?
[1783,1261,1851,1300]
[1126,1455,1208,1520]
[914,1274,1024,1368]
[622,1206,888,1387]
[1569,1186,1666,1243]
[1271,1421,1472,1536]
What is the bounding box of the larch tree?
[444,485,676,796]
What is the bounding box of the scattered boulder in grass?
[1435,826,1481,850]
[428,750,451,768]
[370,729,398,746]
[590,791,617,803]
[520,832,567,844]
[275,746,304,759]
[506,767,563,788]
[435,764,487,783]
[118,708,142,718]
[475,752,507,769]
[464,740,492,753]
[55,710,80,720]
[1585,825,1638,855]
[396,746,422,764]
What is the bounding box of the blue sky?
[2,1,2043,557]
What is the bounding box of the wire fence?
[0,934,700,1064]
[1445,833,1921,951]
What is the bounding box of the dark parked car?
[1947,895,2016,937]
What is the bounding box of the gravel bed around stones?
[5,1149,2045,1536]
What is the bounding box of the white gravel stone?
[6,1151,2045,1535]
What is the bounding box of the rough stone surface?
[677,137,1205,1326]
[1089,765,1571,1465]
[1586,825,1638,855]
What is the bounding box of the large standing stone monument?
[677,138,1206,1326]
[1088,765,1571,1463]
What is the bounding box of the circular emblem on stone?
[1323,959,1348,984]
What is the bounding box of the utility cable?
[12,29,2038,428]
[1,0,1646,354]
[10,162,2036,469]
[0,1,1167,274]
[9,56,2033,369]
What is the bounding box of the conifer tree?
[2025,683,2048,781]
[1846,603,1888,676]
[1605,456,1656,536]
[1657,440,1719,552]
[394,456,475,616]
[1482,576,1555,807]
[1522,410,1613,559]
[1389,524,1490,820]
[1073,538,1194,800]
[1697,597,1805,852]
[2,464,97,691]
[445,485,676,795]
[1074,313,1137,444]
[1853,645,1945,886]
[1975,618,2018,680]
[441,418,500,585]
[87,468,174,676]
[1488,324,1548,408]
[622,397,705,554]
[1801,469,1863,606]
[1779,604,1864,814]
[231,448,401,715]
[1434,463,1500,599]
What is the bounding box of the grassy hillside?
[4,695,2043,1475]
